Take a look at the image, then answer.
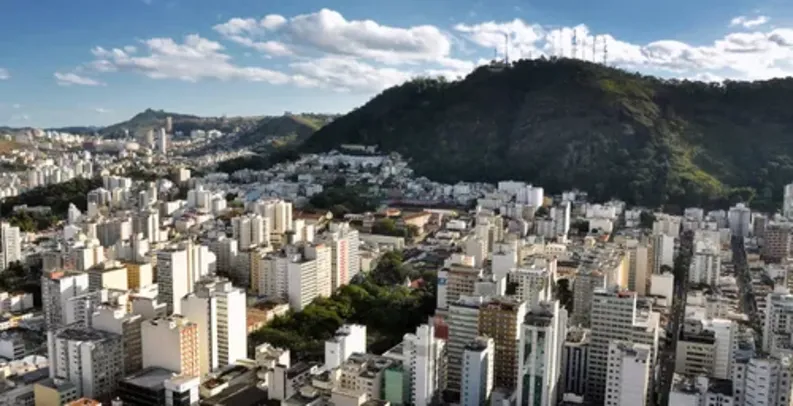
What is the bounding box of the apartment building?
[517,300,567,406]
[604,341,652,406]
[478,297,526,390]
[181,277,246,376]
[141,316,200,378]
[51,327,123,399]
[460,337,494,406]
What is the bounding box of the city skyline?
[2,0,793,127]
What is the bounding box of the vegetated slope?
[232,113,337,150]
[301,58,793,211]
[101,108,262,138]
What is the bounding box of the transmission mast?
[504,33,510,64]
[592,35,597,62]
[572,30,578,60]
[603,36,609,65]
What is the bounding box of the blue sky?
[1,0,792,128]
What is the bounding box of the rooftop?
[36,377,77,392]
[465,337,491,352]
[56,327,118,342]
[122,367,178,390]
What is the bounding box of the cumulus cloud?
[54,72,105,86]
[454,19,793,81]
[95,107,111,114]
[730,15,770,29]
[0,68,8,80]
[215,8,457,65]
[60,8,793,97]
[88,34,291,84]
[290,56,412,92]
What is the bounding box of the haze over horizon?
[2,0,793,127]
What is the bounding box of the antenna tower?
[572,30,578,60]
[592,35,597,62]
[504,33,510,64]
[603,36,609,65]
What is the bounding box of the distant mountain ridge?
[100,108,262,138]
[301,58,793,211]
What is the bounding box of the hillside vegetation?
[232,113,336,150]
[301,58,793,211]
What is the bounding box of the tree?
[639,211,656,229]
[249,260,434,362]
[535,206,550,217]
[370,251,407,286]
[555,279,573,313]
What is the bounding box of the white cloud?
[455,19,793,81]
[0,68,8,80]
[95,108,111,114]
[87,34,291,83]
[730,15,770,29]
[290,56,412,92]
[215,9,458,65]
[10,114,30,122]
[59,9,793,99]
[54,72,105,86]
[12,104,21,109]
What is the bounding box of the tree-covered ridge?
[231,114,337,150]
[301,58,793,212]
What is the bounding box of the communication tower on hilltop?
[603,36,609,65]
[504,33,510,64]
[592,36,597,62]
[572,30,578,60]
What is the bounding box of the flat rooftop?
[122,367,178,390]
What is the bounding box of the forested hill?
[300,58,793,211]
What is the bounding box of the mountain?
[100,108,262,138]
[301,58,793,211]
[232,113,337,150]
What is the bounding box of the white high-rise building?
[141,315,200,378]
[402,324,446,406]
[763,291,793,354]
[232,214,270,249]
[133,209,160,243]
[181,277,246,376]
[728,203,752,238]
[517,300,567,406]
[324,324,367,370]
[0,222,21,270]
[461,336,494,406]
[510,266,552,309]
[92,305,143,375]
[447,295,486,392]
[604,341,652,406]
[158,128,168,155]
[250,199,293,234]
[268,243,332,311]
[701,318,737,380]
[587,288,660,405]
[42,270,90,330]
[51,327,123,399]
[690,241,721,286]
[322,222,360,288]
[652,234,675,274]
[785,183,793,219]
[550,201,571,237]
[156,243,210,315]
[734,355,793,406]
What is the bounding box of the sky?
[1,0,793,128]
